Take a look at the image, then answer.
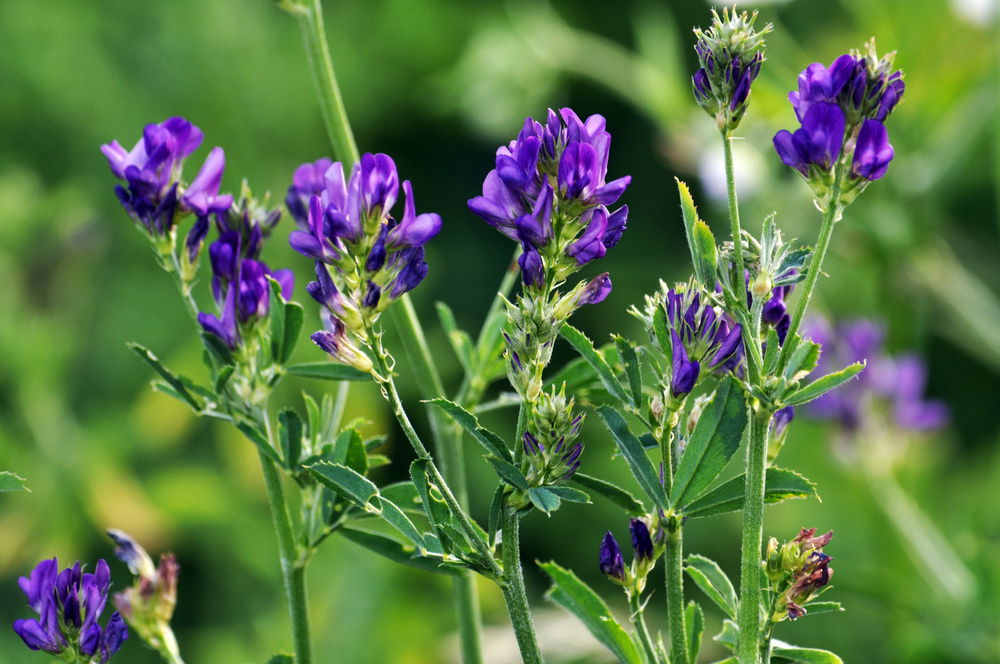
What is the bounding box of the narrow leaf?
[214,366,234,394]
[426,399,512,462]
[236,422,282,465]
[281,302,304,364]
[485,456,529,491]
[540,562,644,664]
[344,428,369,476]
[762,328,781,375]
[128,343,201,411]
[596,405,667,510]
[488,485,504,548]
[278,409,303,468]
[560,324,630,405]
[379,482,422,514]
[783,340,821,383]
[686,601,704,664]
[614,335,643,409]
[544,485,590,503]
[693,219,719,287]
[784,362,865,406]
[770,643,844,664]
[268,276,286,363]
[308,461,379,510]
[570,474,645,515]
[686,555,737,620]
[713,619,740,651]
[670,375,747,507]
[800,601,844,616]
[340,527,464,577]
[682,468,819,519]
[528,487,561,514]
[0,471,28,492]
[436,302,475,374]
[378,498,426,549]
[285,362,371,382]
[200,333,234,367]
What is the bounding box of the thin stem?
[500,506,545,664]
[722,130,747,295]
[167,252,200,324]
[154,626,185,664]
[737,407,773,664]
[257,447,313,664]
[776,176,843,372]
[629,591,661,664]
[664,522,688,664]
[290,0,360,167]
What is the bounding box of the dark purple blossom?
[13,558,127,663]
[851,119,894,181]
[286,158,333,229]
[198,285,239,349]
[180,147,234,217]
[577,273,612,307]
[629,518,654,563]
[773,102,846,176]
[599,532,625,581]
[663,286,743,397]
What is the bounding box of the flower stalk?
[501,506,545,664]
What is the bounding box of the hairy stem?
[629,590,661,664]
[722,131,747,293]
[664,522,688,664]
[737,407,773,664]
[501,506,545,664]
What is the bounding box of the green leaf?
[693,219,719,288]
[670,375,747,507]
[488,485,504,548]
[426,399,512,462]
[436,302,475,374]
[540,562,644,664]
[801,601,844,615]
[278,409,303,468]
[344,429,369,476]
[379,482,423,514]
[686,601,704,664]
[0,471,28,492]
[682,468,818,519]
[129,343,202,411]
[307,461,379,511]
[236,422,282,465]
[528,487,561,514]
[268,276,286,363]
[546,356,599,393]
[614,335,643,409]
[762,328,781,375]
[713,619,739,651]
[410,460,455,554]
[485,456,528,491]
[783,340,821,383]
[652,301,672,362]
[214,366,234,394]
[264,655,294,664]
[570,474,645,515]
[285,362,371,382]
[377,498,426,549]
[200,333,235,367]
[783,362,865,406]
[686,555,737,620]
[544,485,590,504]
[596,405,667,511]
[280,302,304,364]
[770,643,844,664]
[560,324,630,406]
[340,527,464,577]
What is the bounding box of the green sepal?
[670,375,747,508]
[560,324,631,406]
[685,554,737,620]
[278,409,304,469]
[681,467,819,519]
[435,302,475,374]
[426,398,512,462]
[129,343,203,411]
[0,471,28,492]
[596,405,667,511]
[686,601,704,664]
[236,422,282,465]
[570,473,645,515]
[340,527,465,577]
[285,362,371,382]
[200,333,235,367]
[770,642,844,664]
[783,361,865,406]
[540,561,644,664]
[528,487,561,514]
[485,456,529,491]
[613,335,643,409]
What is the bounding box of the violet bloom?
[664,286,743,398]
[180,147,234,218]
[851,119,894,181]
[286,158,333,229]
[599,532,626,582]
[773,102,846,177]
[13,558,128,663]
[805,318,948,433]
[629,518,654,563]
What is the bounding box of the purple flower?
[663,285,743,397]
[523,431,543,455]
[599,532,625,581]
[805,318,948,433]
[13,558,127,663]
[789,55,858,121]
[773,102,846,176]
[577,273,612,307]
[311,314,373,373]
[286,158,333,229]
[566,207,609,265]
[385,181,442,249]
[198,284,240,349]
[851,119,894,181]
[180,147,234,217]
[629,518,654,563]
[358,153,399,218]
[772,405,795,440]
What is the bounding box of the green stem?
[500,506,545,664]
[287,0,360,167]
[722,130,747,295]
[167,252,200,324]
[629,591,661,664]
[736,407,773,664]
[154,626,185,664]
[257,448,313,664]
[664,522,688,664]
[776,177,843,372]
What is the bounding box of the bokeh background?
[1,0,999,662]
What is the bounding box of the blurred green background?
[1,0,999,662]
